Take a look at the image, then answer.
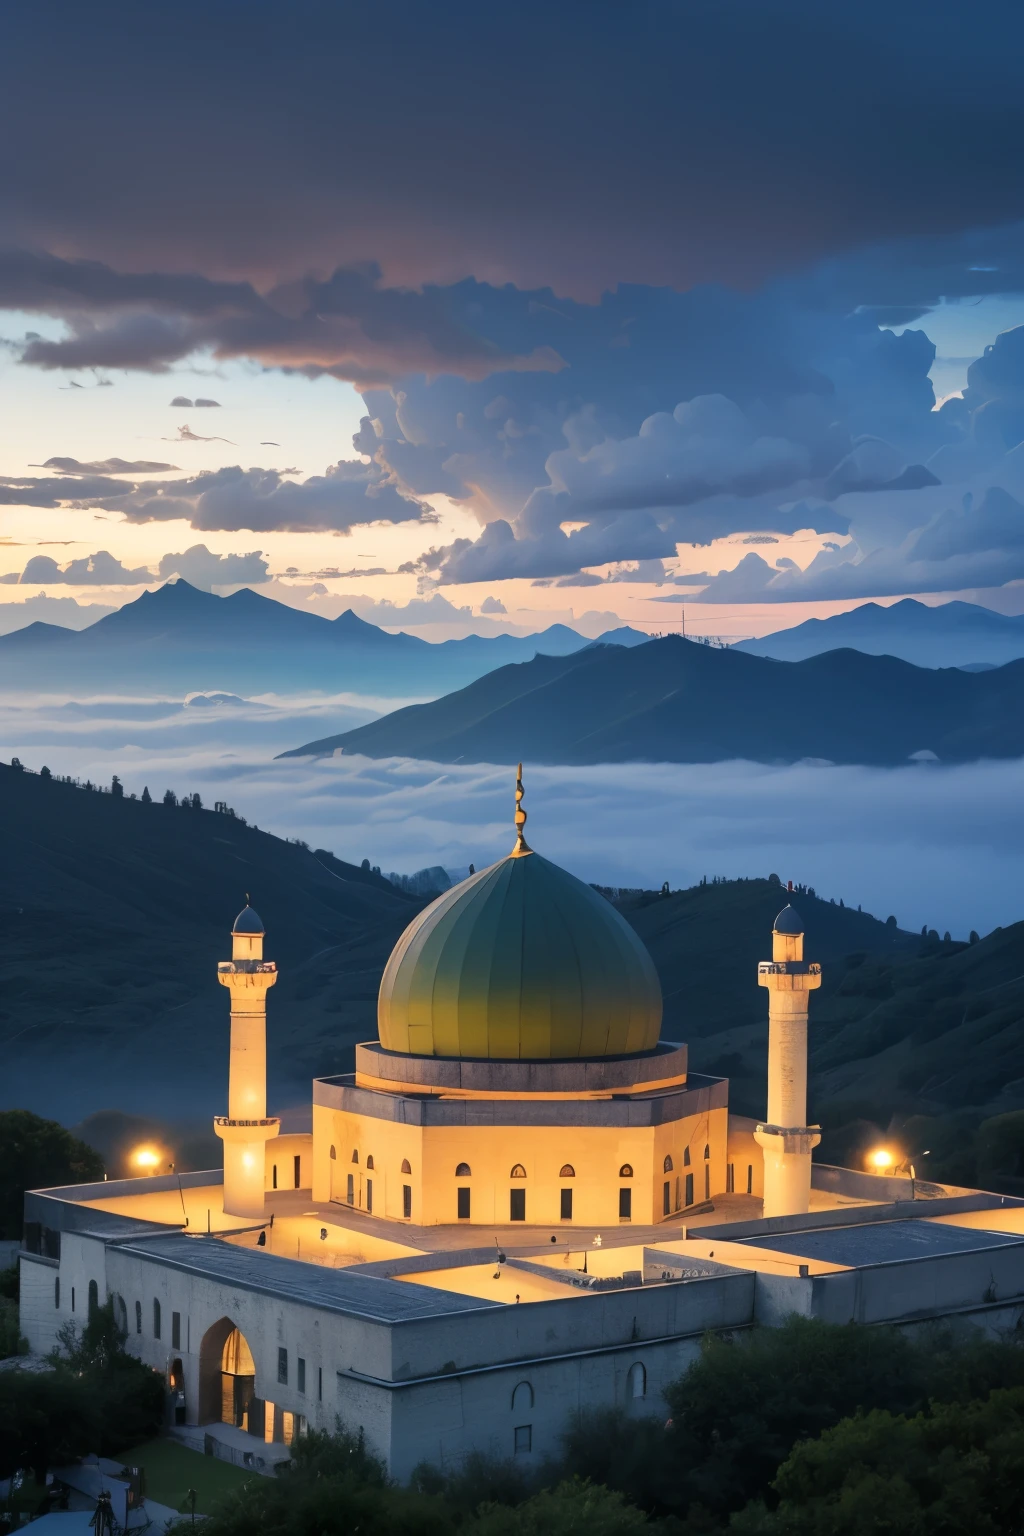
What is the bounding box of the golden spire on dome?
[510,761,532,857]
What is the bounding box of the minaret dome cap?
[773,904,804,935]
[232,904,265,935]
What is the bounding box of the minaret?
[214,902,279,1217]
[754,905,821,1218]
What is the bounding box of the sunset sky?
[4,1,1024,643]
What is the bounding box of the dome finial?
[511,761,532,857]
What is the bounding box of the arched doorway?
[199,1317,257,1428]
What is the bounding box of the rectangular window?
[560,1188,572,1221]
[71,1287,75,1313]
[294,1155,301,1189]
[684,1173,694,1208]
[272,1164,278,1190]
[510,1188,526,1222]
[318,1367,323,1402]
[346,1173,354,1205]
[726,1163,735,1194]
[705,1164,711,1201]
[278,1347,288,1385]
[171,1311,181,1349]
[457,1187,471,1220]
[675,1174,680,1211]
[55,1277,60,1309]
[514,1425,532,1455]
[619,1188,632,1221]
[403,1184,412,1220]
[662,1181,670,1216]
[746,1164,753,1195]
[297,1358,306,1395]
[153,1299,161,1339]
[366,1178,373,1214]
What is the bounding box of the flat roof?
[739,1218,1024,1268]
[119,1235,501,1322]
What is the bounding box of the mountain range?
[0,580,650,699]
[281,635,1024,767]
[736,598,1024,669]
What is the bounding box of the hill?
[736,598,1024,669]
[0,580,650,699]
[0,760,425,1123]
[280,636,1024,766]
[3,760,1022,1161]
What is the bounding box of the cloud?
[157,545,270,590]
[2,250,565,388]
[194,398,220,408]
[479,596,507,614]
[0,550,153,586]
[6,5,1024,300]
[0,459,432,534]
[170,396,193,407]
[37,456,179,475]
[0,594,117,634]
[691,485,1024,602]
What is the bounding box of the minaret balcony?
[218,960,277,975]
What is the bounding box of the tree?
[110,775,123,798]
[50,1301,164,1454]
[471,1481,651,1536]
[0,1110,104,1240]
[9,757,23,771]
[141,785,152,804]
[163,789,177,806]
[40,765,51,780]
[0,1369,95,1484]
[733,1387,1024,1534]
[187,1428,454,1536]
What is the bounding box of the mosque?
[19,770,1024,1479]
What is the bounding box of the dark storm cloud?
[2,251,564,386]
[4,2,1024,296]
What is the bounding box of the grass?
[112,1437,257,1515]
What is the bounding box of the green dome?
[377,848,663,1060]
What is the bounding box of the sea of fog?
[1,691,1022,938]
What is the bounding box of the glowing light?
[132,1146,161,1172]
[868,1148,895,1170]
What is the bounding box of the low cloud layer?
[0,712,1018,936]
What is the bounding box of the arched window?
[135,1300,142,1334]
[366,1155,374,1171]
[114,1294,128,1335]
[619,1164,633,1179]
[511,1380,534,1412]
[351,1149,359,1163]
[88,1280,99,1320]
[329,1145,337,1160]
[559,1164,575,1178]
[401,1159,412,1175]
[510,1164,527,1179]
[703,1144,710,1160]
[628,1362,647,1399]
[663,1155,673,1173]
[683,1147,691,1167]
[455,1162,472,1177]
[153,1298,162,1339]
[54,1277,60,1309]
